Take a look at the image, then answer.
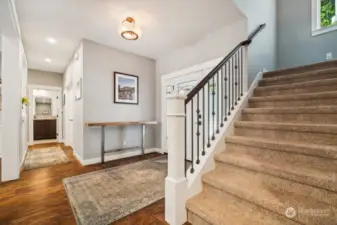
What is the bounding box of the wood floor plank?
[0,146,168,225]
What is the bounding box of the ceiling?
[16,0,243,73]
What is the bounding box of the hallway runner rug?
[63,156,167,225]
[22,147,70,170]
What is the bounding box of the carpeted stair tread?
[263,60,337,78]
[215,149,337,192]
[202,164,337,225]
[242,106,337,124]
[235,121,337,134]
[255,77,337,96]
[186,189,300,225]
[259,68,337,86]
[250,91,337,102]
[243,106,337,114]
[226,136,337,159]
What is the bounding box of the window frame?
[312,0,337,36]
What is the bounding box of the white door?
[64,87,74,147]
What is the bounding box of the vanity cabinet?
[34,119,57,140]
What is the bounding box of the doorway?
[28,85,62,145]
[161,58,221,156]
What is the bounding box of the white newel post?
[165,92,188,225]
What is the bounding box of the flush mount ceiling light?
[45,58,52,63]
[46,37,57,44]
[121,17,139,40]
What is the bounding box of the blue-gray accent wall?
[277,0,337,69]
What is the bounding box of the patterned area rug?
[63,156,167,225]
[23,147,70,170]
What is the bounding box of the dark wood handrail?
[185,23,266,104]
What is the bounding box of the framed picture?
[114,72,139,104]
[75,78,82,100]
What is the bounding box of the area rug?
[23,147,70,170]
[63,156,167,225]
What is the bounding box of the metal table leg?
[141,124,145,155]
[101,126,105,164]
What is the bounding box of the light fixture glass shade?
[121,17,140,40]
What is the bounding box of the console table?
[85,121,157,164]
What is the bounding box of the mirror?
[35,97,52,116]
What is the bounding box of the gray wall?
[28,69,63,87]
[234,0,277,85]
[277,0,337,68]
[82,40,156,159]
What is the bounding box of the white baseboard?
[73,148,163,166]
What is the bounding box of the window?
[312,0,337,36]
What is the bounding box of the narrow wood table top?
[84,121,158,127]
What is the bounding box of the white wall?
[155,19,247,148]
[28,69,63,87]
[82,40,156,160]
[234,0,277,85]
[0,0,28,181]
[63,43,83,157]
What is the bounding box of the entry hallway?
[0,145,168,225]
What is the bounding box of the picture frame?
[114,72,139,105]
[75,78,82,100]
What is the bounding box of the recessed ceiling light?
[45,58,52,63]
[46,37,57,44]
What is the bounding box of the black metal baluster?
[212,76,215,140]
[191,100,194,173]
[238,48,241,101]
[216,72,220,133]
[220,68,224,127]
[224,63,228,121]
[196,93,200,164]
[202,87,206,155]
[230,56,235,110]
[240,47,244,97]
[228,59,231,115]
[184,104,187,176]
[207,81,211,148]
[235,52,238,105]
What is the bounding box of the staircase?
[186,60,337,225]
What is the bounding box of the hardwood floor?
[0,145,168,225]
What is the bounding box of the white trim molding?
[312,0,337,36]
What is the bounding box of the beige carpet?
[187,60,337,224]
[63,156,167,225]
[23,147,70,170]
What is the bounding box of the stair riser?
[203,184,306,224]
[218,147,337,193]
[254,85,337,96]
[260,73,337,87]
[263,63,337,78]
[241,113,337,124]
[249,98,337,108]
[204,163,337,224]
[187,210,211,225]
[226,137,337,159]
[235,126,337,146]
